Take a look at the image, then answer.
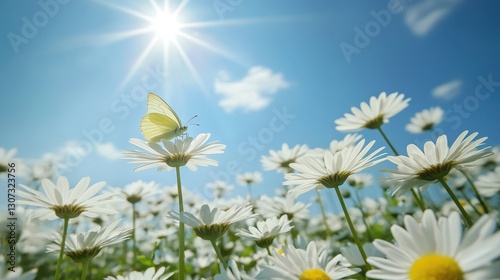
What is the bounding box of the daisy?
[236,172,263,186]
[0,147,17,174]
[261,143,309,173]
[104,267,172,280]
[206,180,234,199]
[236,215,293,248]
[255,194,310,221]
[475,166,500,197]
[256,241,360,279]
[17,176,117,220]
[405,106,444,134]
[347,173,374,188]
[308,133,363,160]
[285,139,385,198]
[113,180,161,204]
[367,209,500,280]
[215,259,257,280]
[167,203,257,241]
[383,130,491,197]
[47,220,132,262]
[335,92,410,132]
[122,133,225,171]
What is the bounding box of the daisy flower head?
[167,203,257,240]
[261,143,309,173]
[206,180,234,199]
[308,133,363,160]
[475,166,500,197]
[113,180,160,204]
[123,133,225,172]
[406,106,444,134]
[335,92,410,132]
[256,241,360,280]
[0,147,17,174]
[347,173,374,188]
[383,130,492,197]
[367,209,500,280]
[104,267,172,280]
[215,259,257,280]
[236,215,293,248]
[255,194,310,221]
[236,171,263,186]
[285,139,385,198]
[47,219,132,263]
[17,176,118,220]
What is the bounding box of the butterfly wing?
[140,113,182,142]
[147,93,183,126]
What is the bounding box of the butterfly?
[140,93,189,142]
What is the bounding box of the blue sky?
[1,0,500,208]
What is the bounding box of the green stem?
[266,246,272,256]
[354,188,373,242]
[377,126,426,211]
[438,178,473,228]
[175,166,185,280]
[132,202,137,267]
[460,169,490,213]
[210,238,227,270]
[333,186,372,270]
[55,217,70,280]
[316,190,332,240]
[459,189,482,216]
[81,260,89,280]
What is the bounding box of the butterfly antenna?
[186,115,199,126]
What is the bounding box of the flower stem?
[377,127,426,211]
[438,178,473,228]
[81,260,89,280]
[354,188,373,242]
[132,202,137,267]
[460,169,490,213]
[333,186,372,270]
[459,189,482,216]
[315,190,332,240]
[266,246,272,256]
[55,217,69,280]
[175,166,186,280]
[210,238,227,270]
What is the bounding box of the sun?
[149,12,180,43]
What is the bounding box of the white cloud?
[95,142,122,160]
[214,66,290,113]
[404,0,461,36]
[432,79,463,100]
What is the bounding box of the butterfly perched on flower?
[140,93,189,142]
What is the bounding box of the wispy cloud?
[432,79,463,100]
[95,142,122,160]
[214,66,289,113]
[404,0,461,36]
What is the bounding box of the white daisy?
[335,92,410,132]
[261,143,309,173]
[47,220,132,262]
[0,147,17,174]
[255,194,310,221]
[236,215,293,248]
[475,166,500,197]
[405,106,444,134]
[113,180,161,204]
[236,172,263,186]
[206,180,234,199]
[256,241,360,279]
[383,130,492,196]
[123,133,225,171]
[17,176,118,220]
[347,173,374,188]
[285,140,385,198]
[167,203,257,240]
[367,209,500,280]
[309,133,363,160]
[104,267,172,280]
[214,259,257,280]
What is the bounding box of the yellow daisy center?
[409,254,464,280]
[299,268,331,280]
